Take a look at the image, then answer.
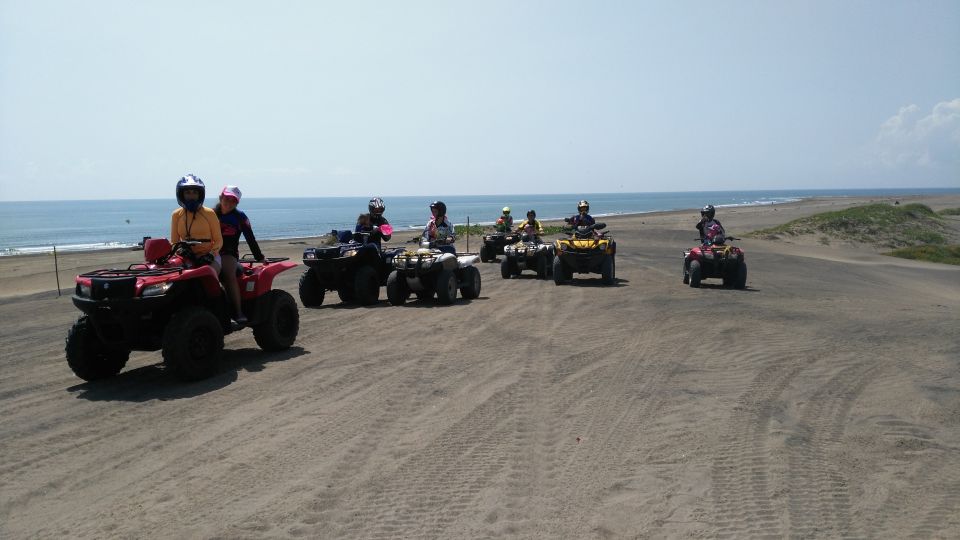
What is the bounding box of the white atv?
[386,241,482,305]
[501,234,555,280]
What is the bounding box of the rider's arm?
[377,217,392,242]
[198,207,223,255]
[240,212,264,261]
[536,220,544,235]
[445,219,456,241]
[170,210,182,243]
[422,220,434,242]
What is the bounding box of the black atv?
[386,241,482,305]
[299,230,402,306]
[501,234,555,280]
[479,231,521,262]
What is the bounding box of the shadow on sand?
[68,346,310,402]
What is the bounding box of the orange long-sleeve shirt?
[170,206,223,257]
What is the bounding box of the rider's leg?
[220,254,243,321]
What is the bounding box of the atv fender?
[172,265,221,298]
[456,254,480,267]
[240,260,298,299]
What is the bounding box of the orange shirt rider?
[170,206,222,257]
[170,174,223,262]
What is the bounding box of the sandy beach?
[1,194,959,538]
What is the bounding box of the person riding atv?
[170,174,223,273]
[696,204,725,245]
[423,200,456,254]
[567,200,595,228]
[516,209,545,242]
[365,197,392,248]
[495,207,514,233]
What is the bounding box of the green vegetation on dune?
[748,203,950,248]
[939,208,960,216]
[887,245,960,265]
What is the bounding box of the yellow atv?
[552,222,616,285]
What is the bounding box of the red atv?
[682,237,747,289]
[66,238,300,382]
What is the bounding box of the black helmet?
[527,209,536,218]
[369,197,385,215]
[176,174,205,212]
[701,204,715,219]
[577,200,589,212]
[430,200,447,216]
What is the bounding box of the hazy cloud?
[872,98,960,168]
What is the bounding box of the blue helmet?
[176,174,205,212]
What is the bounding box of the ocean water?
[1,188,956,255]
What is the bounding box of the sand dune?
[1,194,958,538]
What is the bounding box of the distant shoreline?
[2,193,955,259]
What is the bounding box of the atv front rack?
[80,267,184,279]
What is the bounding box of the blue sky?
[1,0,958,201]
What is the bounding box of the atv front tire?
[253,290,299,351]
[688,260,702,288]
[500,258,512,279]
[354,265,380,306]
[386,271,408,306]
[553,257,566,285]
[65,316,129,381]
[436,269,458,305]
[460,266,481,299]
[298,268,325,307]
[480,244,492,263]
[162,307,224,381]
[735,261,747,290]
[601,255,615,285]
[536,256,548,280]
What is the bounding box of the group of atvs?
[64,216,745,384]
[481,221,617,285]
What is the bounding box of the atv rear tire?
[735,261,747,290]
[252,290,299,351]
[298,268,325,307]
[682,258,690,284]
[436,269,458,305]
[354,265,380,306]
[386,271,408,305]
[460,266,481,299]
[688,260,702,288]
[500,258,511,279]
[65,316,129,381]
[601,255,614,285]
[162,307,224,381]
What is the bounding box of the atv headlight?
[141,282,173,297]
[78,283,91,297]
[304,252,316,260]
[421,257,433,269]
